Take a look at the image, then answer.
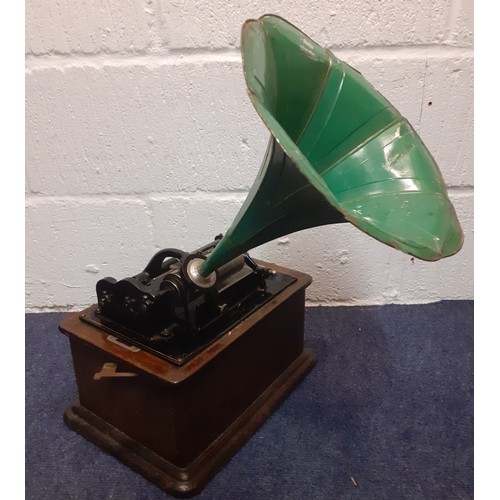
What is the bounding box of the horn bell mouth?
[241,14,464,262]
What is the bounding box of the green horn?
[200,14,463,277]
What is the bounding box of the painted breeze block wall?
[26,1,473,311]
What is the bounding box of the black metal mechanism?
[80,236,296,365]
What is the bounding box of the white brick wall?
[25,1,473,311]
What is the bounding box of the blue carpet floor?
[26,301,473,499]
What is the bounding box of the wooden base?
[60,262,314,497]
[64,349,314,497]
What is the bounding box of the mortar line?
[417,60,429,131]
[24,191,250,204]
[445,0,463,44]
[25,45,473,71]
[25,186,474,204]
[148,0,165,53]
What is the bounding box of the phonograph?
[59,15,464,497]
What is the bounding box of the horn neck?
[200,137,345,277]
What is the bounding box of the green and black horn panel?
[200,15,463,277]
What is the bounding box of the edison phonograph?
[59,15,463,497]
